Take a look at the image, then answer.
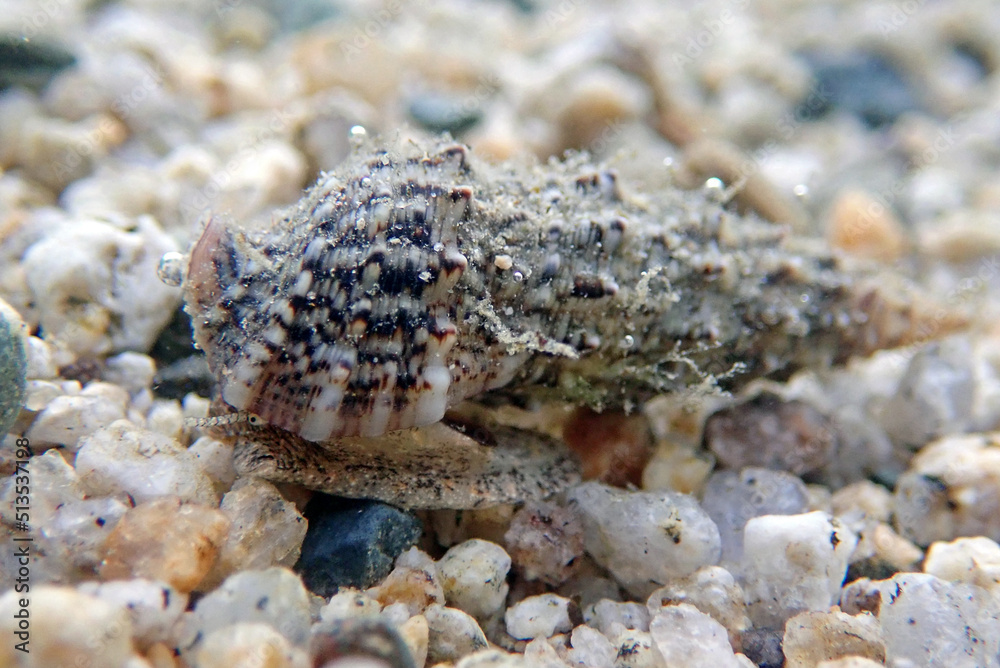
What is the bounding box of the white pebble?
[741,511,856,628]
[0,586,133,666]
[523,637,569,667]
[0,449,84,527]
[21,216,180,356]
[201,478,308,590]
[26,382,129,451]
[188,436,238,495]
[43,496,129,575]
[505,593,573,641]
[78,578,188,649]
[566,624,616,668]
[894,432,1000,545]
[103,352,156,393]
[24,335,57,379]
[877,572,1000,667]
[584,599,650,635]
[193,622,310,668]
[75,419,218,505]
[23,380,65,411]
[569,482,721,597]
[455,648,524,667]
[700,468,810,565]
[646,566,750,645]
[177,567,312,656]
[924,536,1000,595]
[437,539,512,623]
[649,603,742,668]
[426,604,489,664]
[145,399,185,440]
[319,588,381,623]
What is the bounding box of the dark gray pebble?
[0,36,75,92]
[295,494,422,595]
[797,50,920,129]
[0,305,27,436]
[408,93,484,135]
[740,627,785,668]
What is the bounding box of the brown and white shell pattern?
[176,134,961,507]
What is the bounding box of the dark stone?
[152,355,215,400]
[0,305,27,436]
[740,627,785,668]
[0,36,75,92]
[150,307,216,400]
[408,93,484,136]
[846,556,904,583]
[295,494,422,596]
[149,306,199,367]
[797,50,921,129]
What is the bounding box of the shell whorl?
[185,142,521,441]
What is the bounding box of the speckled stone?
[0,297,27,436]
[200,477,308,590]
[741,511,857,628]
[881,339,976,450]
[20,215,180,355]
[647,565,750,647]
[319,588,381,623]
[78,578,188,650]
[437,539,511,625]
[569,482,721,597]
[584,599,650,635]
[505,594,573,641]
[178,567,312,656]
[504,500,584,586]
[425,603,489,664]
[740,628,785,668]
[0,448,84,527]
[75,419,218,505]
[700,467,810,565]
[606,628,661,668]
[99,496,230,593]
[295,494,422,595]
[703,393,836,476]
[565,624,616,668]
[649,603,743,668]
[894,432,1000,546]
[876,572,1000,667]
[782,610,886,668]
[41,495,129,578]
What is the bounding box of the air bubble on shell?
[157,252,186,287]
